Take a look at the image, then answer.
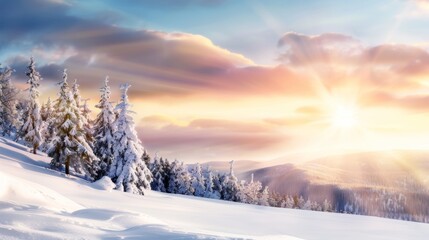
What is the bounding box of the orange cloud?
[277,32,429,109]
[360,91,429,111]
[137,117,289,162]
[9,28,256,99]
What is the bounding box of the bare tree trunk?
[33,145,37,154]
[65,156,70,175]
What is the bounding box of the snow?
[92,176,115,191]
[0,138,428,239]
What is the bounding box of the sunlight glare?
[331,105,358,129]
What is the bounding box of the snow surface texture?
[0,138,428,239]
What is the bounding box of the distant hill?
[242,150,429,193]
[229,150,429,219]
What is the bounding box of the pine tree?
[303,199,312,210]
[177,162,193,195]
[161,157,171,191]
[213,173,224,198]
[221,160,240,201]
[0,64,19,137]
[93,77,116,177]
[40,97,53,121]
[150,156,166,192]
[322,199,332,212]
[48,69,99,179]
[81,98,93,141]
[19,57,43,154]
[167,159,193,195]
[40,97,55,151]
[191,163,205,197]
[285,196,294,208]
[258,186,270,206]
[203,167,219,199]
[72,79,94,148]
[297,195,305,209]
[236,180,248,203]
[72,79,82,108]
[142,149,151,167]
[167,159,179,193]
[245,174,262,204]
[108,83,152,195]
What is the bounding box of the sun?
[331,105,358,129]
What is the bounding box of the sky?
[2,0,429,163]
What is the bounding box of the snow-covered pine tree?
[153,170,165,192]
[48,69,100,180]
[18,57,43,154]
[161,157,171,191]
[302,199,312,210]
[149,155,158,173]
[41,97,54,121]
[244,174,262,204]
[142,149,151,167]
[285,196,295,208]
[81,98,93,140]
[236,180,248,203]
[93,77,116,177]
[72,79,82,108]
[191,163,205,197]
[108,83,152,195]
[167,159,179,193]
[150,156,165,192]
[213,173,224,198]
[82,99,91,121]
[322,199,333,212]
[311,201,322,211]
[221,160,240,201]
[297,195,305,209]
[166,159,193,195]
[203,167,219,199]
[40,100,46,121]
[0,64,19,137]
[15,99,30,136]
[40,97,55,151]
[258,186,270,206]
[71,79,94,149]
[81,98,93,133]
[177,162,193,195]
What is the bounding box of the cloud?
[0,1,318,101]
[138,117,288,162]
[4,1,429,109]
[278,32,429,71]
[277,32,362,65]
[360,91,429,111]
[4,2,321,101]
[0,0,78,47]
[363,44,429,66]
[120,0,227,9]
[277,32,429,100]
[2,0,270,99]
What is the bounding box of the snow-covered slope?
[0,138,428,240]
